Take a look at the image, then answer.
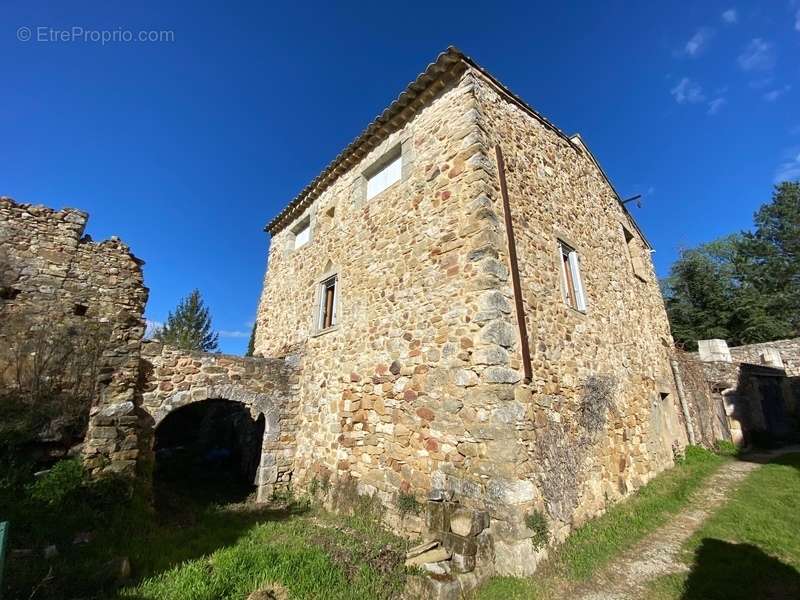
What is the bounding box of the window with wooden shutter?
[318,275,338,330]
[559,240,587,312]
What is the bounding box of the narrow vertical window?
[318,275,338,330]
[559,241,587,312]
[623,227,647,281]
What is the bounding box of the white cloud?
[763,85,791,102]
[737,38,776,71]
[775,150,800,183]
[219,330,249,339]
[684,28,713,56]
[671,78,706,104]
[722,9,738,24]
[707,97,727,115]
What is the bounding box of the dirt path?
[565,452,783,600]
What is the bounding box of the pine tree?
[154,290,219,352]
[245,322,256,357]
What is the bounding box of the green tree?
[739,182,800,336]
[155,289,219,352]
[663,182,799,348]
[662,239,737,349]
[245,322,256,357]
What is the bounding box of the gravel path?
[564,450,794,600]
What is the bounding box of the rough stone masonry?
[253,47,689,575]
[10,47,780,582]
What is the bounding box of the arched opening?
[153,399,266,505]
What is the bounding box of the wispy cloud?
[763,85,791,102]
[722,9,738,24]
[749,76,774,89]
[707,97,727,115]
[683,28,713,57]
[671,77,706,104]
[219,330,250,339]
[737,38,775,71]
[775,149,800,183]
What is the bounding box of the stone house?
[254,47,688,572]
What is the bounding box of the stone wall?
[676,338,800,447]
[255,64,498,538]
[254,57,689,575]
[0,197,148,470]
[137,341,301,500]
[470,71,686,565]
[728,338,800,376]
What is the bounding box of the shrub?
[84,473,133,512]
[28,458,84,506]
[396,492,421,518]
[714,439,737,457]
[681,445,716,465]
[525,510,549,549]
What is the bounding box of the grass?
[472,446,728,600]
[1,461,408,600]
[647,452,800,600]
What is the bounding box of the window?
[73,303,88,316]
[623,227,647,281]
[558,241,587,312]
[318,274,338,330]
[292,217,310,250]
[365,148,402,200]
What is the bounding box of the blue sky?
[2,1,799,354]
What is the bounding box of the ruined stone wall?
[137,341,300,499]
[0,197,148,471]
[676,338,800,447]
[728,338,800,377]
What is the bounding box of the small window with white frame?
[292,216,311,250]
[558,240,587,312]
[365,147,402,200]
[317,274,338,330]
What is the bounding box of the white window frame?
[559,241,587,312]
[292,216,311,250]
[365,147,402,200]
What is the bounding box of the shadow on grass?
[681,538,800,600]
[5,477,310,600]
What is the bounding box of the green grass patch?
[647,452,800,600]
[472,445,727,600]
[2,461,407,600]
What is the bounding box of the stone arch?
[128,342,300,503]
[147,384,285,502]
